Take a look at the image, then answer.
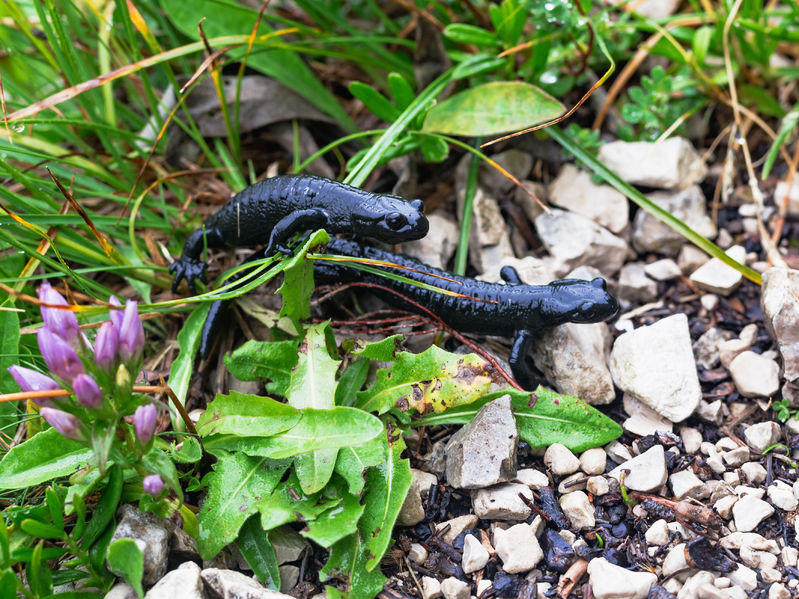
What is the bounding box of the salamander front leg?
[509,329,537,390]
[171,227,225,294]
[264,209,329,256]
[500,265,523,285]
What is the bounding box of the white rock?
[106,584,138,599]
[111,505,171,586]
[661,543,689,577]
[622,394,674,436]
[768,484,798,511]
[722,446,750,467]
[580,448,607,476]
[440,577,469,599]
[729,351,780,398]
[644,258,682,281]
[544,443,581,476]
[690,245,746,295]
[732,495,775,532]
[700,293,719,311]
[476,580,492,597]
[669,469,706,500]
[587,557,656,599]
[514,180,547,223]
[479,150,532,193]
[557,472,586,494]
[744,422,781,454]
[421,576,442,599]
[145,562,203,599]
[735,485,765,498]
[604,0,681,19]
[774,180,799,216]
[402,211,459,270]
[741,462,767,485]
[781,546,798,567]
[586,476,610,496]
[727,565,758,591]
[477,255,554,286]
[397,468,437,526]
[534,209,628,278]
[644,519,669,546]
[461,535,489,574]
[598,137,706,190]
[200,569,294,599]
[769,583,791,599]
[515,468,549,490]
[678,244,710,274]
[761,267,799,404]
[608,445,668,492]
[679,426,703,455]
[548,164,629,233]
[693,326,728,370]
[617,263,658,304]
[559,491,595,529]
[457,186,515,273]
[494,523,543,573]
[719,337,755,370]
[408,543,428,565]
[697,399,728,425]
[609,314,702,422]
[472,483,533,521]
[632,186,716,256]
[436,515,478,545]
[605,440,633,464]
[714,495,738,519]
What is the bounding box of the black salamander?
[170,174,429,293]
[198,238,620,389]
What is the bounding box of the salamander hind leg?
[171,227,224,294]
[263,209,330,256]
[508,330,538,390]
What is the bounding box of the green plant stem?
[454,142,481,276]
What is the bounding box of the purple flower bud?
[40,407,82,440]
[94,321,118,370]
[118,301,144,363]
[38,282,79,344]
[7,365,60,408]
[37,327,85,382]
[73,374,102,408]
[142,474,165,495]
[109,296,124,332]
[133,403,157,444]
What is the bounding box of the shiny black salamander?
[199,238,620,389]
[171,174,429,293]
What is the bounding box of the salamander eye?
[386,212,406,230]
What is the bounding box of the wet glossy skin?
[170,174,429,293]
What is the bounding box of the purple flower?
[73,374,102,408]
[142,474,165,495]
[118,301,144,363]
[94,321,118,370]
[7,365,60,408]
[133,403,157,444]
[37,327,84,382]
[38,282,79,344]
[108,296,124,331]
[40,407,82,440]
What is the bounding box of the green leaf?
[20,519,64,540]
[295,448,338,495]
[451,54,506,80]
[334,437,385,496]
[258,473,338,531]
[320,534,386,599]
[224,338,299,395]
[106,539,143,598]
[763,101,799,179]
[171,436,203,464]
[286,323,340,410]
[360,432,411,571]
[0,517,9,568]
[0,428,91,490]
[692,26,713,64]
[349,81,400,122]
[356,345,493,414]
[28,542,52,598]
[420,136,449,163]
[0,570,17,599]
[349,334,403,361]
[168,302,211,414]
[197,453,290,560]
[0,310,20,397]
[277,229,330,327]
[422,81,564,136]
[237,517,281,590]
[196,391,301,439]
[204,407,383,459]
[442,23,498,46]
[81,464,122,549]
[420,386,622,453]
[45,488,64,532]
[387,73,414,111]
[141,448,183,501]
[335,359,370,407]
[302,482,364,547]
[157,0,355,132]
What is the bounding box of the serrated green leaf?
[196,391,301,440]
[295,448,337,494]
[350,334,403,361]
[204,407,383,459]
[197,453,290,560]
[237,516,281,590]
[172,436,203,464]
[360,432,411,571]
[277,230,330,326]
[356,345,493,414]
[224,338,299,396]
[106,539,143,598]
[0,428,91,490]
[387,73,414,111]
[320,534,386,599]
[334,437,385,496]
[349,81,400,122]
[258,473,340,531]
[419,386,622,453]
[286,323,340,410]
[302,482,364,547]
[422,81,564,136]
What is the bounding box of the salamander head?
[352,197,429,243]
[546,277,620,325]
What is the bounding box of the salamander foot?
[170,257,208,294]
